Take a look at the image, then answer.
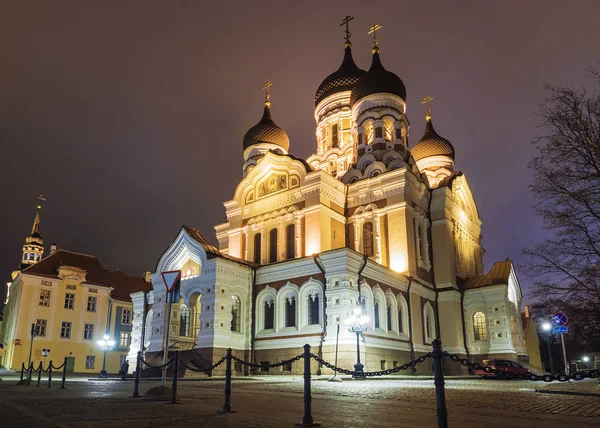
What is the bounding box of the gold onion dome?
[411,116,455,162]
[242,102,290,151]
[349,46,407,105]
[314,43,366,106]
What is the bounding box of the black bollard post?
[27,363,33,386]
[36,362,42,387]
[48,361,53,388]
[19,363,25,384]
[132,351,142,398]
[432,339,448,428]
[60,357,67,389]
[171,351,179,404]
[296,344,320,427]
[219,348,233,413]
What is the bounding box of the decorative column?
[242,226,249,262]
[278,218,285,262]
[294,212,303,258]
[374,213,382,264]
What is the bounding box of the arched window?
[264,299,274,330]
[36,254,41,261]
[254,233,262,264]
[231,296,241,332]
[398,305,403,333]
[285,297,296,327]
[473,311,487,340]
[363,222,374,257]
[387,304,392,331]
[179,304,190,337]
[374,302,380,329]
[29,252,35,261]
[424,302,436,342]
[308,295,319,325]
[23,253,27,261]
[286,224,295,259]
[331,123,339,148]
[269,228,278,263]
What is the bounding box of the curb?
[535,389,600,398]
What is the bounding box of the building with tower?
[131,21,532,375]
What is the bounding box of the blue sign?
[554,326,568,334]
[552,312,568,327]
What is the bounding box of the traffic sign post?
[160,271,181,387]
[552,312,569,376]
[553,326,568,334]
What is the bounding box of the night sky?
[1,1,599,307]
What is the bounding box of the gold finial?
[340,15,354,47]
[422,96,434,120]
[368,24,382,53]
[37,194,47,210]
[263,81,272,107]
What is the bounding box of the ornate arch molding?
[155,227,208,276]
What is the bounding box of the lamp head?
[353,306,362,315]
[542,322,552,331]
[582,356,590,362]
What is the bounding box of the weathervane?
[263,81,272,106]
[368,24,382,47]
[422,96,434,120]
[340,15,354,46]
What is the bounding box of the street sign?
[554,326,568,334]
[161,270,181,293]
[552,312,568,327]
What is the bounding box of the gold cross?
[340,15,354,44]
[263,81,272,102]
[368,24,382,46]
[422,96,434,118]
[37,194,47,202]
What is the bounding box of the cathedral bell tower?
[21,203,44,269]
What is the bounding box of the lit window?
[363,222,374,257]
[36,254,41,261]
[179,304,190,337]
[473,312,488,341]
[331,123,339,148]
[23,253,27,261]
[85,356,95,369]
[83,323,94,340]
[87,296,97,312]
[121,309,132,325]
[29,252,35,261]
[60,322,72,338]
[231,295,241,332]
[64,293,75,309]
[39,289,51,307]
[35,319,47,336]
[119,332,131,348]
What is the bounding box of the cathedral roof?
[410,117,455,162]
[314,45,366,106]
[461,260,513,290]
[349,47,407,105]
[243,104,290,152]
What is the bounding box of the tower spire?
[263,81,272,108]
[340,15,354,48]
[368,24,382,53]
[422,96,434,121]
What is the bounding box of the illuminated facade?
[132,27,531,374]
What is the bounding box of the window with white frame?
[121,309,132,325]
[64,293,75,309]
[473,311,488,340]
[87,296,97,312]
[84,323,94,340]
[85,356,95,369]
[284,297,296,327]
[374,302,380,329]
[264,299,274,330]
[60,321,72,338]
[39,289,51,307]
[308,295,320,325]
[363,222,374,257]
[424,303,436,342]
[397,295,409,335]
[35,319,47,336]
[120,332,131,348]
[231,295,241,332]
[179,304,190,337]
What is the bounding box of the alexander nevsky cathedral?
[129,22,528,375]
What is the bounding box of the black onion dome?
[349,49,407,105]
[314,45,366,106]
[243,104,290,151]
[411,118,455,162]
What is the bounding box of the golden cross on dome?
[368,24,382,46]
[422,96,434,119]
[263,81,272,103]
[37,194,47,209]
[340,15,354,44]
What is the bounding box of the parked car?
[475,359,532,379]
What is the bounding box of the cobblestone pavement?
[0,377,599,427]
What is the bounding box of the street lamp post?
[97,334,115,378]
[345,298,369,380]
[542,322,555,374]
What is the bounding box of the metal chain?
[310,353,433,377]
[442,351,600,382]
[51,361,65,370]
[178,355,227,373]
[140,358,174,369]
[231,354,304,370]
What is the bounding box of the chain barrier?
[310,353,433,377]
[51,361,66,370]
[178,355,227,373]
[442,351,600,382]
[140,358,174,370]
[230,353,304,370]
